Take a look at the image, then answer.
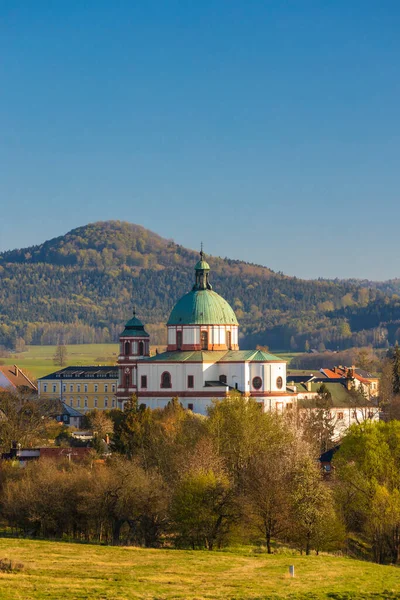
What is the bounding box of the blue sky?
[1,1,399,279]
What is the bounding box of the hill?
[0,538,398,599]
[0,220,399,351]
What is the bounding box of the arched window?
[124,341,130,355]
[276,376,283,390]
[219,374,227,384]
[138,341,144,356]
[201,330,208,350]
[161,371,172,389]
[176,330,183,350]
[252,376,262,390]
[226,331,232,350]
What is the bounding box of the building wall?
[38,378,118,411]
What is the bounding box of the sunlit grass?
[1,344,118,379]
[0,538,398,599]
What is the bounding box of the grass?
[0,539,398,599]
[1,344,119,379]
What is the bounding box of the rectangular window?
[104,397,108,408]
[84,397,88,408]
[94,384,98,393]
[62,384,66,393]
[112,384,116,393]
[337,412,344,420]
[43,384,47,393]
[77,385,81,393]
[104,384,108,392]
[286,403,293,410]
[188,403,194,411]
[70,384,73,392]
[84,384,88,393]
[187,375,194,389]
[52,384,57,393]
[141,375,147,389]
[177,330,183,350]
[94,397,98,408]
[112,398,116,408]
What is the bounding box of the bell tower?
[116,309,150,405]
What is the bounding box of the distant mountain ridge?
[0,220,399,351]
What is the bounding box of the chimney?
[14,365,19,377]
[307,381,312,392]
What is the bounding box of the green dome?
[194,259,210,271]
[167,289,238,326]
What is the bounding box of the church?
[116,251,295,414]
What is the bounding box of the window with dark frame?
[124,341,130,355]
[139,341,144,356]
[177,330,183,350]
[188,403,194,411]
[201,330,208,350]
[252,376,262,390]
[219,374,227,384]
[141,375,147,389]
[187,375,194,388]
[226,330,232,349]
[161,372,172,389]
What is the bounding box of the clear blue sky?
[1,1,399,279]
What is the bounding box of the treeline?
[1,220,400,351]
[0,396,342,555]
[1,389,400,562]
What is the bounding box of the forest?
[1,220,400,351]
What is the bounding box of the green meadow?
[1,344,118,380]
[0,539,398,600]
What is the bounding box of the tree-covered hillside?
[0,221,399,350]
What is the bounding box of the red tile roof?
[0,365,37,391]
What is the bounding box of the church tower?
[116,310,149,405]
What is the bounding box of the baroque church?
[117,252,295,414]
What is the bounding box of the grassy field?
[0,539,398,600]
[1,344,119,380]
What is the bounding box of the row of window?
[137,374,283,391]
[174,330,233,350]
[69,396,116,409]
[43,383,116,394]
[123,340,146,356]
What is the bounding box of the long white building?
[117,252,295,414]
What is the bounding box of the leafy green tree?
[170,468,235,550]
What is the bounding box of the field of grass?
[1,344,119,380]
[0,539,398,600]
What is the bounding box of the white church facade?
[117,252,296,414]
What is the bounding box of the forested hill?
[0,220,400,351]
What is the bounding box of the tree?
[392,345,400,396]
[170,468,235,550]
[289,454,333,555]
[0,391,60,452]
[53,344,68,367]
[242,446,292,553]
[207,393,281,483]
[334,421,400,563]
